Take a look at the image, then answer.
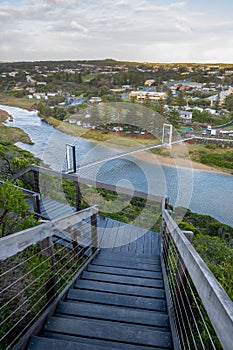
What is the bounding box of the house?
[207,91,231,107]
[179,111,192,123]
[144,79,155,86]
[88,97,102,105]
[129,91,166,102]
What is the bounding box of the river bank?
[0,102,229,174]
[0,94,36,111]
[135,147,221,173]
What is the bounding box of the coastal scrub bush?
[0,181,37,237]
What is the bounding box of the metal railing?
[0,206,98,350]
[161,206,233,350]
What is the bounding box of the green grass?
[82,74,96,82]
[43,117,159,149]
[187,143,233,172]
[0,93,36,110]
[0,123,32,144]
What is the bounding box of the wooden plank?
[40,332,171,350]
[81,271,164,288]
[120,224,131,253]
[135,229,145,255]
[144,231,152,255]
[151,231,159,255]
[111,221,123,250]
[43,316,173,348]
[74,280,165,298]
[97,251,160,264]
[92,259,162,272]
[127,228,138,255]
[57,301,169,328]
[67,289,167,311]
[87,264,163,279]
[106,219,121,250]
[98,215,115,249]
[27,336,122,350]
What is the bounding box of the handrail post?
[33,170,40,194]
[32,193,41,214]
[40,237,58,303]
[91,213,98,252]
[75,181,82,211]
[159,197,169,254]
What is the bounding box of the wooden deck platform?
[25,216,173,350]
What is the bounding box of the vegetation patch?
[173,207,233,300]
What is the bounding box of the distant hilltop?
[0,58,233,68]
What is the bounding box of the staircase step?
[74,280,165,298]
[99,250,160,262]
[87,264,163,279]
[27,336,114,350]
[67,289,167,312]
[92,258,162,272]
[56,301,169,328]
[96,252,161,265]
[81,271,163,288]
[40,332,171,350]
[43,316,173,348]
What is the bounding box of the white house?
[179,111,192,123]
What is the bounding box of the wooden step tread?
[67,289,167,312]
[87,264,163,279]
[81,271,163,288]
[95,255,161,266]
[75,280,165,298]
[92,259,162,272]
[98,251,160,263]
[43,316,172,348]
[56,301,169,328]
[27,336,116,350]
[40,332,171,350]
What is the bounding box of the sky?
[0,0,232,63]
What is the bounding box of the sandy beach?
[134,144,222,173]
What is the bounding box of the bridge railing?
[0,206,98,350]
[161,206,233,350]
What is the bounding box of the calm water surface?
[1,105,233,227]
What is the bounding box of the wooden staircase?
[27,249,173,349]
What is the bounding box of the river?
[1,105,233,227]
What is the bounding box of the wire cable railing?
[0,206,98,350]
[161,208,233,350]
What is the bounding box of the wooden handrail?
[162,209,233,350]
[0,205,98,261]
[11,164,165,204]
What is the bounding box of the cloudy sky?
[0,0,232,63]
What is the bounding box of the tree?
[214,93,220,110]
[143,94,152,108]
[167,109,180,128]
[177,90,186,108]
[166,89,173,105]
[225,93,233,112]
[0,182,36,237]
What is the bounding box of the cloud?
[70,21,89,33]
[0,0,232,62]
